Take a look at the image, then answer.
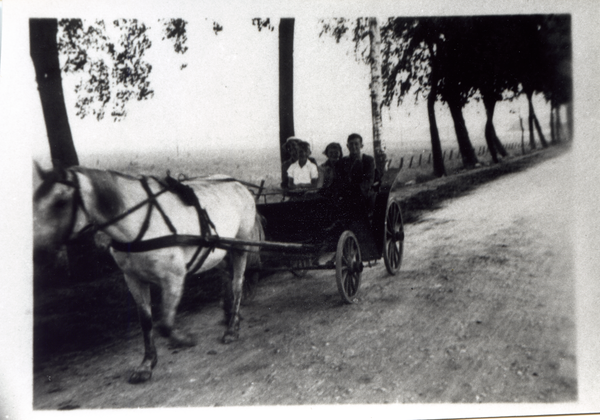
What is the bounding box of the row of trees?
[321,15,572,177]
[30,15,572,282]
[31,15,572,179]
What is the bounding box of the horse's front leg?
[222,249,247,344]
[156,272,197,348]
[123,274,157,384]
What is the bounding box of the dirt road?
[33,149,576,409]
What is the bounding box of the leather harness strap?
[92,184,170,233]
[61,169,229,275]
[136,177,178,241]
[157,174,219,273]
[108,175,220,274]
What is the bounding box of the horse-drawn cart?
[253,174,405,303]
[33,158,404,383]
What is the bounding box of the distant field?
[34,130,536,190]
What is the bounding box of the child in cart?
[287,140,319,190]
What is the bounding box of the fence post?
[409,156,414,168]
[399,157,403,170]
[418,154,422,166]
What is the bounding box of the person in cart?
[315,133,378,253]
[287,140,319,190]
[333,133,377,218]
[316,133,376,241]
[281,137,299,188]
[282,137,318,189]
[320,142,343,189]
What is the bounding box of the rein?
[175,174,262,190]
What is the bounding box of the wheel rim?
[383,201,404,275]
[342,238,359,295]
[336,231,362,303]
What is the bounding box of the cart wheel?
[290,257,311,278]
[383,200,404,275]
[335,231,362,303]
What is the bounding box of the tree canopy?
[57,18,191,121]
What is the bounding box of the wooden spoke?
[335,231,362,304]
[383,201,404,275]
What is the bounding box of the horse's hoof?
[170,332,197,348]
[129,369,152,384]
[221,331,239,344]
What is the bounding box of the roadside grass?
[397,143,570,224]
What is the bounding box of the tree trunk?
[550,103,557,144]
[526,91,537,150]
[532,109,548,148]
[427,82,445,177]
[519,115,526,155]
[368,18,387,175]
[566,102,573,141]
[482,96,508,163]
[30,19,102,283]
[556,105,564,142]
[279,18,295,182]
[29,19,78,167]
[446,95,478,168]
[482,96,499,163]
[492,132,508,157]
[425,41,445,177]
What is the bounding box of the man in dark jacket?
[314,133,377,256]
[335,133,376,214]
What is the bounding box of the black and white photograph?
[1,0,599,418]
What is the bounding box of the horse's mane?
[74,167,126,221]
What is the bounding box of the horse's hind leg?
[222,249,247,344]
[123,274,157,384]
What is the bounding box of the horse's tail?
[242,213,266,301]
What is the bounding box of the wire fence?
[389,141,529,172]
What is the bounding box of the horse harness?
[64,169,225,274]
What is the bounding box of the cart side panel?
[257,196,332,244]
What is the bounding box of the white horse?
[33,164,261,383]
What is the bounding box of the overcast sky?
[0,3,3,68]
[0,1,550,159]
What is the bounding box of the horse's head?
[33,163,85,257]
